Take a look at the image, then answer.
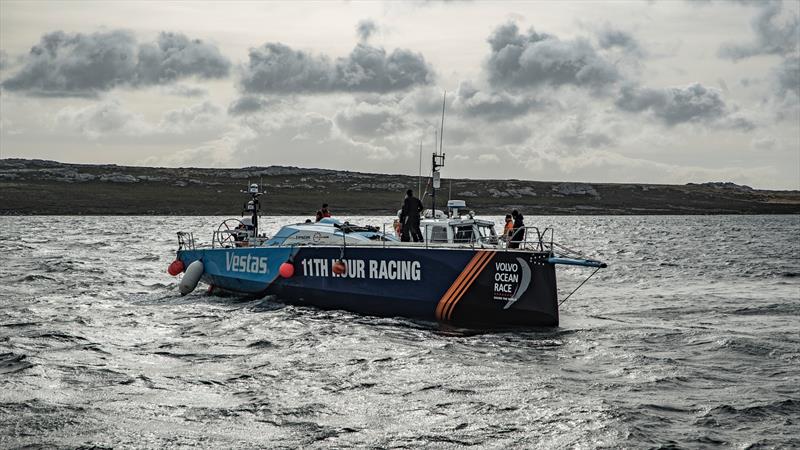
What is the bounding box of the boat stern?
[436,251,559,327]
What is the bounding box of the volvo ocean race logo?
[225,252,269,274]
[493,257,532,309]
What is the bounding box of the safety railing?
[377,222,549,252]
[177,232,195,251]
[504,226,553,252]
[189,224,555,253]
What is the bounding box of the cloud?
[596,26,643,56]
[239,28,434,94]
[555,115,614,149]
[233,111,398,166]
[164,84,208,97]
[0,50,10,70]
[56,99,152,138]
[333,101,410,139]
[55,99,224,138]
[715,1,798,121]
[159,101,222,133]
[751,136,776,150]
[135,32,230,84]
[454,81,544,121]
[485,22,621,92]
[772,55,800,98]
[357,19,379,42]
[399,86,449,116]
[478,153,500,163]
[228,95,272,116]
[143,127,256,168]
[2,30,231,97]
[770,55,800,121]
[615,83,741,127]
[533,148,778,187]
[718,1,799,60]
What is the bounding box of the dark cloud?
[615,83,752,128]
[240,40,434,94]
[357,20,379,42]
[454,81,544,121]
[597,27,643,56]
[721,115,757,132]
[135,32,230,84]
[485,22,621,91]
[718,1,799,60]
[333,102,408,139]
[2,30,230,97]
[773,55,799,98]
[228,95,271,116]
[239,43,330,93]
[2,30,137,96]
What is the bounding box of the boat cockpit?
[419,200,498,246]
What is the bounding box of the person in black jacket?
[509,209,526,249]
[400,189,424,242]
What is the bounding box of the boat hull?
[177,246,559,327]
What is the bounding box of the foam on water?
[1,215,798,448]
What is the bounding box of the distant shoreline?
[2,159,798,216]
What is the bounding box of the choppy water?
[1,215,798,448]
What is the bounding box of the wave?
[246,339,275,349]
[701,399,800,419]
[0,352,34,375]
[33,331,89,342]
[17,274,58,282]
[731,303,800,316]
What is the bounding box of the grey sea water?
[0,215,798,449]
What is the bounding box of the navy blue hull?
[177,246,559,327]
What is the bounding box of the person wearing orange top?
[502,214,514,241]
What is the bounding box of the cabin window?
[478,226,496,237]
[430,226,448,243]
[454,226,475,243]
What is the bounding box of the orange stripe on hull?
[435,251,492,322]
[444,251,495,321]
[435,251,486,320]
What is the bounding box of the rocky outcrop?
[551,183,599,198]
[689,182,754,192]
[99,173,139,183]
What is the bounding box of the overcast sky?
[0,0,798,189]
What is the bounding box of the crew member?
[509,210,526,249]
[503,214,514,241]
[400,189,424,242]
[393,218,402,237]
[315,210,324,222]
[321,203,331,218]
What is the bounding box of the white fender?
[179,260,204,296]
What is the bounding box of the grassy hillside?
[1,159,798,215]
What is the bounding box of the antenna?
[418,138,423,198]
[438,90,446,155]
[430,91,447,214]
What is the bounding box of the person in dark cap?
[400,189,424,242]
[508,209,526,249]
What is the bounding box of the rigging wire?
[558,266,602,307]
